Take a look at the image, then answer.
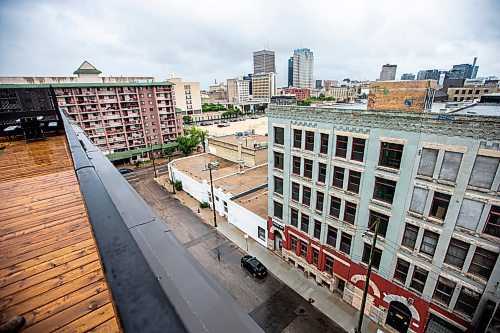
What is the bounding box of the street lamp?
[147,136,158,178]
[203,161,219,228]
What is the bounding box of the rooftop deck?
[0,135,120,332]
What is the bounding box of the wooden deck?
[0,136,120,332]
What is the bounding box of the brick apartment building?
[0,61,182,159]
[267,103,500,333]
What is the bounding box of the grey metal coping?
[63,115,263,333]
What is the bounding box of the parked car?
[241,255,267,278]
[119,168,133,175]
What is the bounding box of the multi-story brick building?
[283,88,310,101]
[267,103,500,333]
[0,61,182,158]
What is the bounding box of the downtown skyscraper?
[288,48,314,89]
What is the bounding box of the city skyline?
[1,0,499,89]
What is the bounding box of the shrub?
[174,180,183,191]
[200,201,210,208]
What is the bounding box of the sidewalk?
[168,183,384,333]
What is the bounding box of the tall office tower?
[251,72,276,102]
[401,73,415,80]
[449,58,479,80]
[379,64,397,81]
[253,50,276,74]
[288,57,294,87]
[292,48,314,89]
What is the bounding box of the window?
[274,152,284,170]
[258,227,266,241]
[332,166,345,189]
[433,276,456,306]
[223,201,228,213]
[314,220,322,239]
[303,159,313,178]
[316,191,324,212]
[454,287,481,318]
[468,247,498,280]
[292,156,301,175]
[293,129,302,148]
[351,138,366,161]
[300,214,309,233]
[318,163,327,183]
[484,206,500,238]
[274,201,283,219]
[343,201,356,224]
[347,170,361,194]
[300,243,308,259]
[469,155,499,188]
[305,131,314,151]
[402,224,419,249]
[373,177,397,204]
[439,151,463,182]
[274,127,284,145]
[274,176,283,195]
[340,233,352,254]
[409,187,429,214]
[312,248,319,265]
[420,230,439,256]
[410,267,428,293]
[379,142,404,169]
[362,244,382,269]
[291,182,300,201]
[368,211,389,237]
[320,133,329,154]
[325,255,334,275]
[456,199,484,231]
[430,192,451,220]
[444,238,470,269]
[291,235,297,252]
[394,259,410,283]
[329,196,341,218]
[335,136,348,158]
[302,186,311,206]
[327,226,337,247]
[291,208,299,227]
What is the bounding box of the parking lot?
[198,116,269,137]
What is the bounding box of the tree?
[185,126,208,153]
[182,115,192,124]
[164,147,174,163]
[202,103,226,112]
[176,136,200,156]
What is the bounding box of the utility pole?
[208,164,217,228]
[148,137,158,178]
[356,218,380,333]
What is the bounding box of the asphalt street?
[123,165,347,333]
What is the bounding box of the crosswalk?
[121,164,169,182]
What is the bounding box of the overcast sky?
[1,0,499,89]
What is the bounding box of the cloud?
[1,0,499,88]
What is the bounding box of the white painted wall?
[169,159,267,246]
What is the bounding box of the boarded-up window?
[439,151,463,182]
[418,148,438,177]
[409,187,428,214]
[456,199,484,231]
[469,155,499,189]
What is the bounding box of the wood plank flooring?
[0,136,120,332]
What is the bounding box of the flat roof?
[0,135,120,331]
[452,103,500,116]
[209,134,268,147]
[234,188,268,220]
[213,165,267,196]
[172,154,240,182]
[171,154,267,197]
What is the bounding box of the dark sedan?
[119,168,133,175]
[241,255,267,278]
